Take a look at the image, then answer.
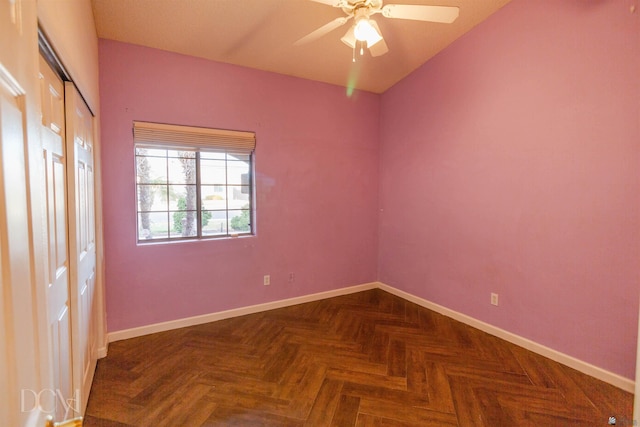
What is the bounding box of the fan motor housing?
[342,0,383,15]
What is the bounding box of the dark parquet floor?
[84,289,633,426]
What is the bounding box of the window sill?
[136,233,255,246]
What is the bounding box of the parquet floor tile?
[85,289,633,426]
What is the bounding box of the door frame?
[0,0,52,424]
[0,3,106,421]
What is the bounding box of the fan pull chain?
[352,44,356,62]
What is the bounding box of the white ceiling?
[91,0,512,94]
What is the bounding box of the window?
[134,121,255,242]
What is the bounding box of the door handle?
[45,415,83,427]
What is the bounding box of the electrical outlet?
[288,272,295,283]
[263,275,270,286]
[491,293,499,306]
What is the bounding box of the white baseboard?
[107,282,378,343]
[106,280,634,393]
[96,344,108,359]
[376,282,635,393]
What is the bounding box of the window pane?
[228,186,250,209]
[137,184,168,212]
[167,149,195,159]
[138,212,169,240]
[228,153,250,162]
[169,210,198,238]
[168,157,196,184]
[201,151,226,160]
[168,185,197,210]
[229,209,251,233]
[227,160,250,185]
[201,185,227,210]
[136,156,157,184]
[136,156,167,183]
[200,159,226,185]
[135,140,254,241]
[136,148,167,157]
[202,211,227,236]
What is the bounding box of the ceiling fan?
[294,0,459,58]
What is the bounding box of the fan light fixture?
[294,0,460,60]
[353,18,382,47]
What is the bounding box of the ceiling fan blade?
[294,16,350,46]
[368,20,389,57]
[381,4,460,23]
[308,0,349,7]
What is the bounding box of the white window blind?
[133,121,256,153]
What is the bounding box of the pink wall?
[101,0,639,381]
[99,40,380,332]
[379,0,640,379]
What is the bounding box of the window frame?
[133,122,255,244]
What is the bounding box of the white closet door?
[40,55,74,422]
[65,82,98,414]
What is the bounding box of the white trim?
[633,295,640,422]
[377,282,635,393]
[0,62,25,96]
[106,280,634,393]
[96,344,108,359]
[107,282,378,343]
